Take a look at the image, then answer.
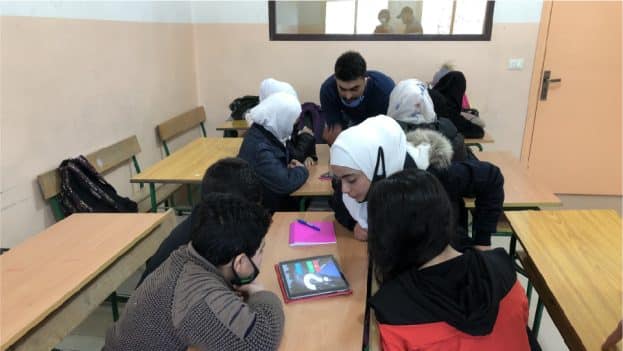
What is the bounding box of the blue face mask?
[340,95,365,108]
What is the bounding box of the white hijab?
[247,92,302,143]
[330,115,431,229]
[387,79,437,125]
[258,78,298,101]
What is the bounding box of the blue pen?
[297,219,321,231]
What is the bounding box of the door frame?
[520,1,553,167]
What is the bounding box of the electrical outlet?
[508,58,524,71]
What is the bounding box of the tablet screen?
[278,255,350,299]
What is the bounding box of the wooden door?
[524,1,621,195]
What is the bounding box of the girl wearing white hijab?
[238,92,309,212]
[330,115,431,240]
[254,78,317,166]
[387,79,436,125]
[258,78,298,101]
[387,79,468,161]
[329,115,504,249]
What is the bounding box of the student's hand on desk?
[234,281,266,298]
[353,224,368,241]
[473,245,492,251]
[304,157,316,167]
[288,159,305,169]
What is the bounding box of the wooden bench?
[36,136,180,320]
[156,106,208,209]
[37,135,180,220]
[156,106,207,156]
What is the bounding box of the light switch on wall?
[508,58,525,70]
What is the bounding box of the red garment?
[377,282,530,351]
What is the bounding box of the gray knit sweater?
[103,243,284,350]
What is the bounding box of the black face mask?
[230,254,260,285]
[359,147,386,203]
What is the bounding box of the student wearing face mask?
[320,51,395,145]
[329,115,504,251]
[103,193,283,351]
[238,91,309,212]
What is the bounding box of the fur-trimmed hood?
[406,129,453,170]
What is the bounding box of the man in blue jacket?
[320,51,395,144]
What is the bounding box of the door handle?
[540,70,562,100]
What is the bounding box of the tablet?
[275,255,351,302]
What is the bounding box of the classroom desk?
[257,212,369,351]
[131,137,243,211]
[290,149,563,212]
[291,144,333,198]
[465,151,561,209]
[215,119,250,132]
[506,210,622,351]
[216,120,249,137]
[0,211,175,351]
[464,131,494,151]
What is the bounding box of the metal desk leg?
[533,297,544,338]
[299,197,306,212]
[109,292,119,321]
[187,184,194,207]
[149,183,157,212]
[509,235,517,257]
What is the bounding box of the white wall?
[0,1,193,23]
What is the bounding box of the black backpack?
[229,95,259,120]
[58,155,138,216]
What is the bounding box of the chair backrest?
[37,135,142,221]
[156,106,207,155]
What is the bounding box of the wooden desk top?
[291,144,333,197]
[506,210,622,351]
[131,137,242,184]
[464,131,494,144]
[0,211,173,350]
[466,151,561,208]
[216,120,250,131]
[258,212,368,351]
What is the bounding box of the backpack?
[297,102,327,144]
[58,155,138,216]
[229,95,260,120]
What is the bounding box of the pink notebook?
[289,221,337,247]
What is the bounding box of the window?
[269,0,495,41]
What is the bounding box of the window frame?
[268,0,495,41]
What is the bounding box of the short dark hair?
[191,193,271,266]
[334,51,367,81]
[367,169,454,283]
[201,157,262,203]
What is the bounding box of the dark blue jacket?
[320,70,395,128]
[238,124,309,212]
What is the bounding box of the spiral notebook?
[288,220,336,247]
